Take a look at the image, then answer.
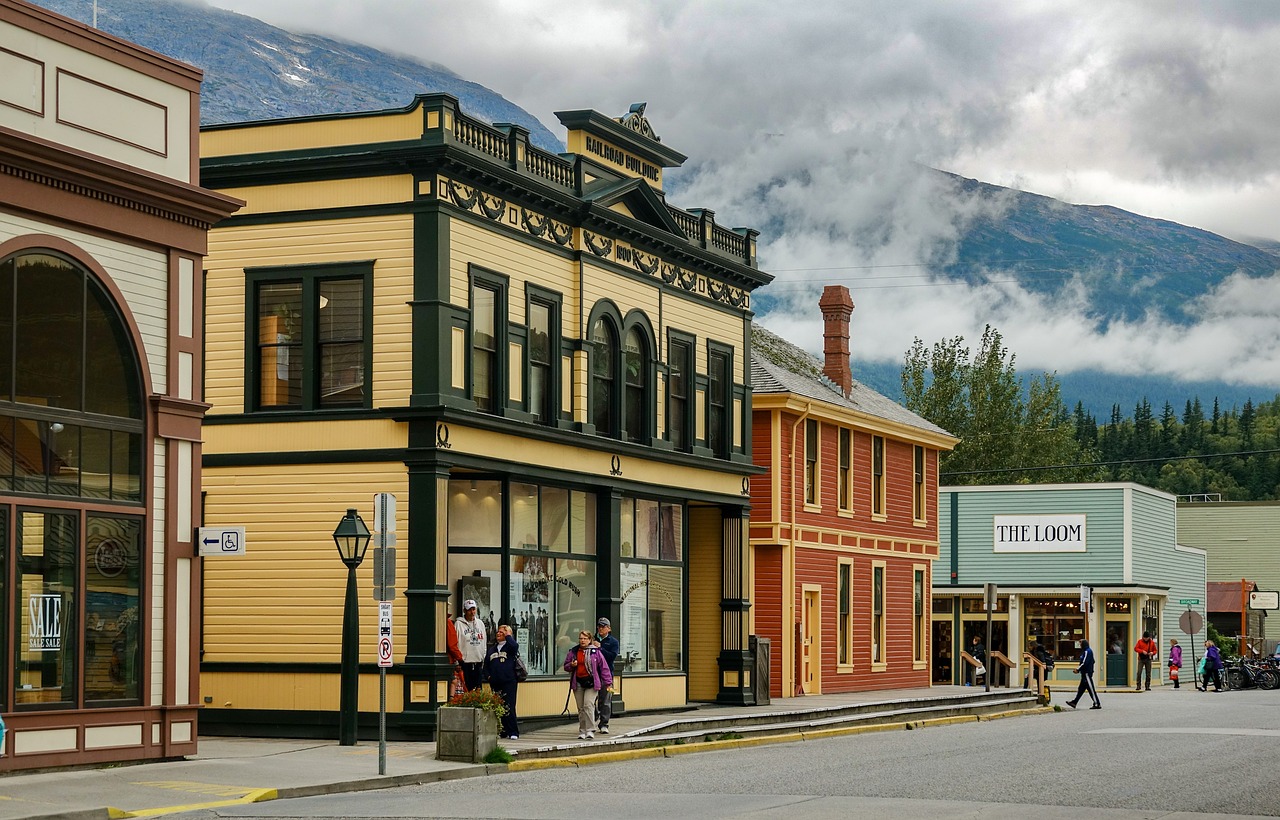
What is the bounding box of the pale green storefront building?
[933,483,1207,689]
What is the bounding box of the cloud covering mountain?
[36,0,1280,415]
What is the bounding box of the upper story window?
[591,317,618,436]
[804,419,818,505]
[667,336,693,452]
[871,434,886,517]
[471,280,503,413]
[0,251,143,502]
[527,296,558,424]
[707,346,731,458]
[838,428,852,511]
[250,263,370,412]
[913,445,926,521]
[624,327,649,443]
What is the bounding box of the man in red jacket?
[1134,631,1158,691]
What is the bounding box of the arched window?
[0,250,144,500]
[591,317,617,436]
[623,326,648,443]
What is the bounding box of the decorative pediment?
[585,177,686,238]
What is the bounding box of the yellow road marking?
[130,781,260,798]
[107,787,277,818]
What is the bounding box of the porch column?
[717,505,755,705]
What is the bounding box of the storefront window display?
[447,479,598,677]
[1023,598,1086,667]
[617,497,683,673]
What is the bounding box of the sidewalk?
[0,686,1046,820]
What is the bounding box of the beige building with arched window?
[0,0,239,769]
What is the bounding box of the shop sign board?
[993,514,1086,552]
[1248,590,1279,610]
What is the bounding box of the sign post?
[371,493,397,776]
[1179,606,1203,689]
[984,583,997,693]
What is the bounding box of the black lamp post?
[333,508,371,746]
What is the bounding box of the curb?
[507,705,1050,771]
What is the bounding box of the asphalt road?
[177,686,1280,819]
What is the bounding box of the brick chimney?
[819,285,854,396]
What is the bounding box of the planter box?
[436,706,498,763]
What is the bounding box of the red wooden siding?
[753,545,785,698]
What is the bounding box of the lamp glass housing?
[332,508,371,567]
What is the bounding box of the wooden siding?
[201,109,425,158]
[449,218,579,322]
[214,175,412,217]
[201,463,410,665]
[1130,486,1178,587]
[204,213,415,413]
[1176,503,1280,589]
[752,545,784,698]
[687,506,722,701]
[938,486,1129,586]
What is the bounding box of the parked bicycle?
[1223,656,1280,691]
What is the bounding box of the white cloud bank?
[203,0,1280,389]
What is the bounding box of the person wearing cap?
[592,617,620,734]
[455,599,487,691]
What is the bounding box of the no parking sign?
[377,602,393,668]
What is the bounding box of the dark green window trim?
[525,283,562,425]
[469,266,509,415]
[245,261,373,413]
[706,340,733,459]
[621,311,656,446]
[666,329,695,453]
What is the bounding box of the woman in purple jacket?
[564,630,613,739]
[1168,639,1183,689]
[1202,640,1224,692]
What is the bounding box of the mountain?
[28,0,561,151]
[31,0,1279,420]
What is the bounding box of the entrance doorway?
[801,587,821,694]
[1105,620,1130,687]
[932,620,953,683]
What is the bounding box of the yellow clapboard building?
[199,96,771,737]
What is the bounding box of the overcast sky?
[204,0,1280,390]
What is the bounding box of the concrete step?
[514,688,1039,760]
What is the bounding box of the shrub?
[483,746,514,764]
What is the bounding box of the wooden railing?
[452,114,510,162]
[988,651,1015,688]
[1023,653,1050,704]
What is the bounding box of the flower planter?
[436,705,498,763]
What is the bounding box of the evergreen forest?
[901,326,1280,500]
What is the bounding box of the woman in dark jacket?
[1202,640,1224,692]
[484,624,520,739]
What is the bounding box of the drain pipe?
[788,401,812,696]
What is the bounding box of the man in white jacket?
[455,599,487,691]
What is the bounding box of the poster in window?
[512,555,551,674]
[619,562,648,673]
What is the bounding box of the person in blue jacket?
[1066,639,1101,709]
[593,617,620,734]
[1201,640,1224,692]
[483,624,520,740]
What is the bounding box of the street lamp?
[333,508,371,746]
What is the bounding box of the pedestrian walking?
[1167,638,1183,689]
[968,634,987,686]
[454,599,487,691]
[1202,640,1224,692]
[593,617,619,734]
[1134,631,1158,691]
[1066,639,1101,709]
[564,629,613,740]
[484,624,520,740]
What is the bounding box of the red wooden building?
[749,286,957,698]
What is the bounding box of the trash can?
[750,635,771,705]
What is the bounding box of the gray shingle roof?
[751,324,954,439]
